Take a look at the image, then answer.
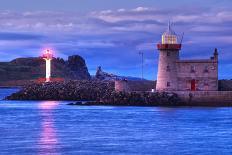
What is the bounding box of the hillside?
[0,55,90,86]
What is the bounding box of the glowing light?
[42,49,53,82]
[162,35,177,44]
[162,22,178,44]
[38,101,59,110]
[38,101,60,154]
[45,59,51,82]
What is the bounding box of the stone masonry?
[156,23,218,91]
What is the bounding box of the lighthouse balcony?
[157,43,182,50]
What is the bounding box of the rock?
[6,80,114,101]
[67,101,83,105]
[95,66,118,81]
[66,55,91,80]
[6,80,180,106]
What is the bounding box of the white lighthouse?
[156,23,182,91]
[42,49,53,82]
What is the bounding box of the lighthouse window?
[191,66,195,73]
[167,82,171,87]
[204,66,209,73]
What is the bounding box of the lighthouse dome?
[162,22,178,44]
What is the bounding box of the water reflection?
[38,101,60,155]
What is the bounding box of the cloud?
[132,7,149,12]
[0,7,231,79]
[0,32,45,40]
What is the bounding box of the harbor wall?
[173,91,232,106]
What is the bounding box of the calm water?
[0,89,232,155]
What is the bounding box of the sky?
[0,0,231,79]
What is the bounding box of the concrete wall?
[174,91,232,105]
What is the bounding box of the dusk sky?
[0,0,231,79]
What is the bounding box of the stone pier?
[173,91,232,106]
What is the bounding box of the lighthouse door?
[191,79,196,91]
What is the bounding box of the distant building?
[115,79,130,92]
[156,23,218,91]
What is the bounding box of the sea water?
[0,88,232,155]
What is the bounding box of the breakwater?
[6,80,180,106]
[6,80,232,106]
[174,91,232,106]
[6,80,114,101]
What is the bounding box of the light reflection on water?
[38,101,60,155]
[0,89,232,154]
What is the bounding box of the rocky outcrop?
[95,66,156,91]
[66,55,90,80]
[95,66,147,81]
[95,66,118,81]
[0,55,91,86]
[6,80,180,106]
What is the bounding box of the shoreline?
[5,81,180,106]
[2,98,232,107]
[68,101,232,107]
[4,80,232,107]
[0,86,21,89]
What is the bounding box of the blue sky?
[0,0,231,79]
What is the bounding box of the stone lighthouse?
[156,23,182,91]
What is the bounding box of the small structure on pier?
[115,79,130,92]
